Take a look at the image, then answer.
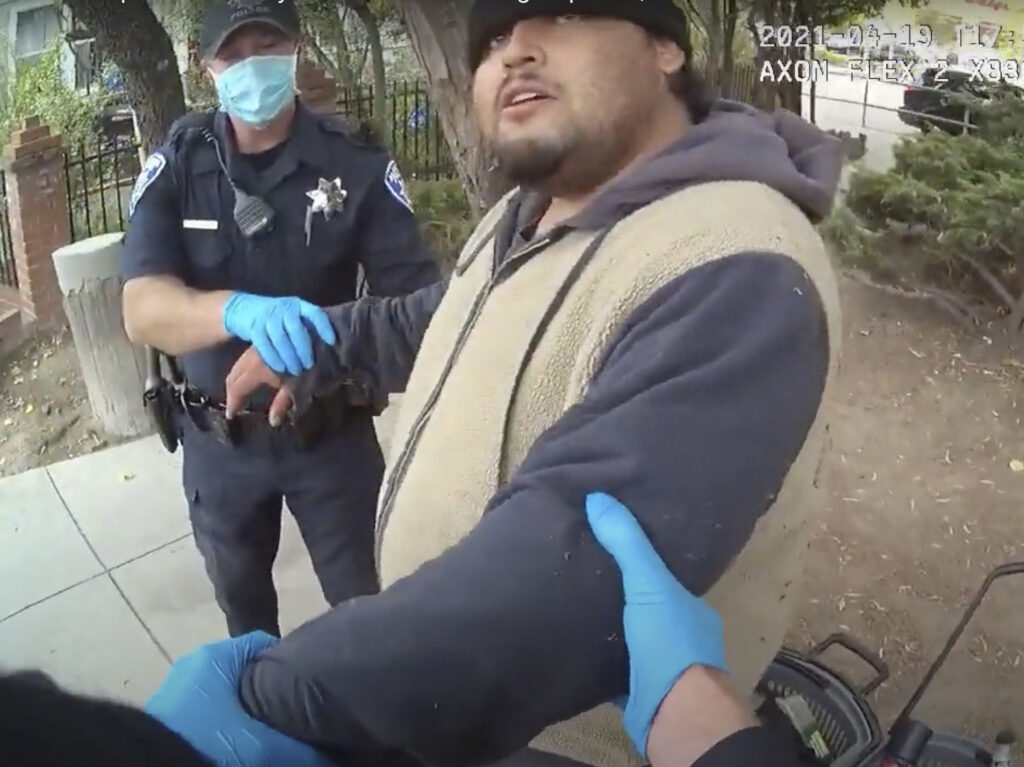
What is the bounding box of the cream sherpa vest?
[375,180,842,767]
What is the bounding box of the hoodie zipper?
[374,235,554,563]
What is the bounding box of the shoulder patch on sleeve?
[129,152,167,218]
[384,160,414,213]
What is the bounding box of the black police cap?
[199,0,301,59]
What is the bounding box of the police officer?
[119,0,440,639]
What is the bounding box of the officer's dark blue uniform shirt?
[120,100,440,403]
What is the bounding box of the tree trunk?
[187,35,200,71]
[783,0,810,115]
[776,66,802,113]
[62,0,185,155]
[183,33,200,103]
[351,0,388,127]
[708,0,723,78]
[333,22,358,88]
[749,0,806,114]
[748,13,777,111]
[397,0,513,214]
[721,0,738,94]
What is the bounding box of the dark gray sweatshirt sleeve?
[693,727,809,767]
[240,252,830,767]
[287,281,446,406]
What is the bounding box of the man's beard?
[493,135,568,187]
[492,124,635,196]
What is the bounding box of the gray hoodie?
[568,99,840,229]
[239,101,842,767]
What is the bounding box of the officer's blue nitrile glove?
[222,293,337,376]
[585,492,729,756]
[145,631,332,767]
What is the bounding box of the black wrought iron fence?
[63,134,142,242]
[0,172,16,289]
[61,80,457,243]
[701,61,759,104]
[332,80,456,180]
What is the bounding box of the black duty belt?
[143,347,383,454]
[180,386,367,451]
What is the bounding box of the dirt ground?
[0,327,128,477]
[2,276,1023,744]
[788,278,1024,745]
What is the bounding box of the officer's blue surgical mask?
[211,54,298,128]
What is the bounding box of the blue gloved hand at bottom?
[585,492,729,756]
[222,292,337,376]
[145,631,331,767]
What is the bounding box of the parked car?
[898,64,1023,134]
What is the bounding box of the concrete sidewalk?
[0,407,399,707]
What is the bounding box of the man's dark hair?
[645,26,713,124]
[668,65,714,124]
[0,671,212,767]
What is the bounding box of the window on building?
[13,5,62,74]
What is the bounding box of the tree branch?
[959,252,1016,310]
[683,0,710,35]
[331,5,358,88]
[305,36,342,81]
[355,39,371,76]
[349,0,387,125]
[922,286,984,331]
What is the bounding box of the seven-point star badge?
[306,177,347,219]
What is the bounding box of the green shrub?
[408,178,474,276]
[818,204,874,270]
[823,90,1024,341]
[0,39,117,241]
[1,40,108,148]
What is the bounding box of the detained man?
[146,2,845,767]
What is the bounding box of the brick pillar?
[3,116,71,327]
[297,60,340,114]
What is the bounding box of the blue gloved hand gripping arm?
[146,492,733,767]
[222,293,337,377]
[145,631,333,767]
[584,492,729,756]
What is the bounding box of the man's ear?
[653,38,686,77]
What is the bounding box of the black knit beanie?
[468,0,691,70]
